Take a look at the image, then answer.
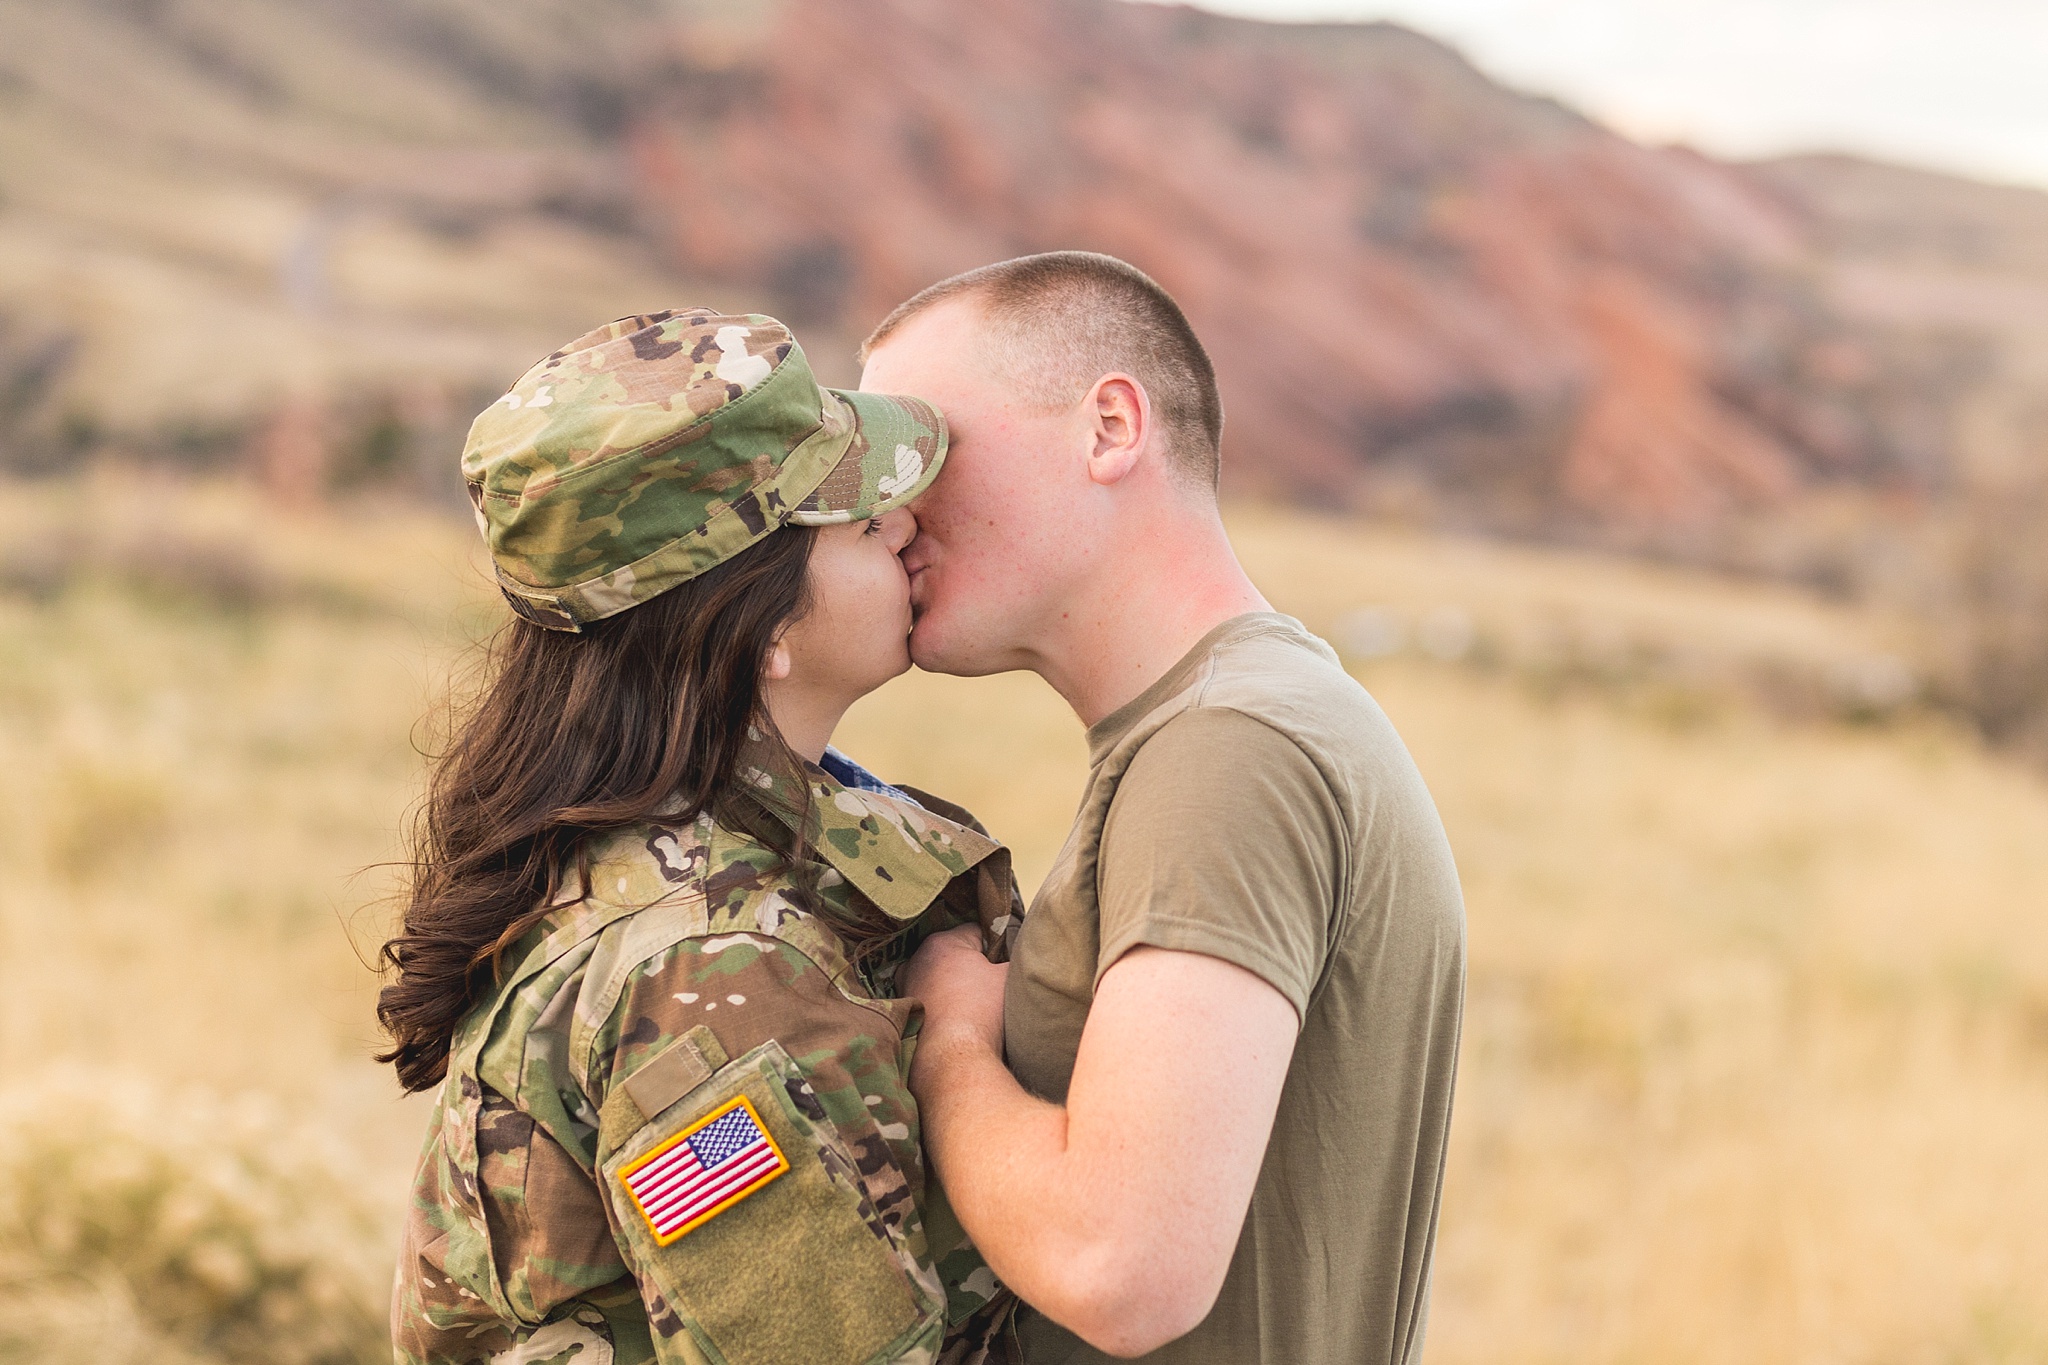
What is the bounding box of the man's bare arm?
[903,928,1299,1358]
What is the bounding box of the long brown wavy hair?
[378,524,866,1093]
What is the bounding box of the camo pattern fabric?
[463,308,948,633]
[392,742,1023,1365]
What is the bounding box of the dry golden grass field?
[1,474,2044,1365]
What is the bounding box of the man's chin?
[908,613,971,677]
[906,618,947,674]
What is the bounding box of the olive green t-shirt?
[1004,613,1466,1365]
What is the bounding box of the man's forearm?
[910,946,1298,1356]
[912,1027,1087,1294]
[914,1025,1182,1353]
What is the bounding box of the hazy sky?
[1166,0,2048,189]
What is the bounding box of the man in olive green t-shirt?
[865,253,1466,1365]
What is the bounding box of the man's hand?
[901,923,1007,1066]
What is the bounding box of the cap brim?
[787,389,948,525]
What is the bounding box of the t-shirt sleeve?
[1095,706,1346,1019]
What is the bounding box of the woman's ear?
[765,634,793,681]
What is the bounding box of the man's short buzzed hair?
[860,252,1224,489]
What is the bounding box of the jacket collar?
[740,731,998,921]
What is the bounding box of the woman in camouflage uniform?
[376,310,1018,1365]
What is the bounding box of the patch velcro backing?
[599,1038,938,1365]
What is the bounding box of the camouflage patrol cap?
[463,308,947,632]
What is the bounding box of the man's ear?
[1084,374,1150,487]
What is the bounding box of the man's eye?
[861,519,882,536]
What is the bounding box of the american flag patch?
[619,1096,789,1244]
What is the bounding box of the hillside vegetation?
[0,0,707,473]
[5,0,2048,536]
[2,476,2043,1364]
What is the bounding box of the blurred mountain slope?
[2,0,2043,531]
[1756,153,2048,496]
[622,0,2029,528]
[0,0,702,465]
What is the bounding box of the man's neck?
[1030,517,1272,729]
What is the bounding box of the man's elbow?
[1035,1248,1222,1358]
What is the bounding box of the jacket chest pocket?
[600,1037,942,1365]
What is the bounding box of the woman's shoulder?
[565,813,858,973]
[470,815,895,1103]
[473,816,861,1044]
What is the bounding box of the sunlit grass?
[2,475,2044,1363]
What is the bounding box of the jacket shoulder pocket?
[600,1036,942,1365]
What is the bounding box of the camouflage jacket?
[392,746,1022,1365]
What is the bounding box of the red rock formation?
[1,0,2002,524]
[615,0,1943,527]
